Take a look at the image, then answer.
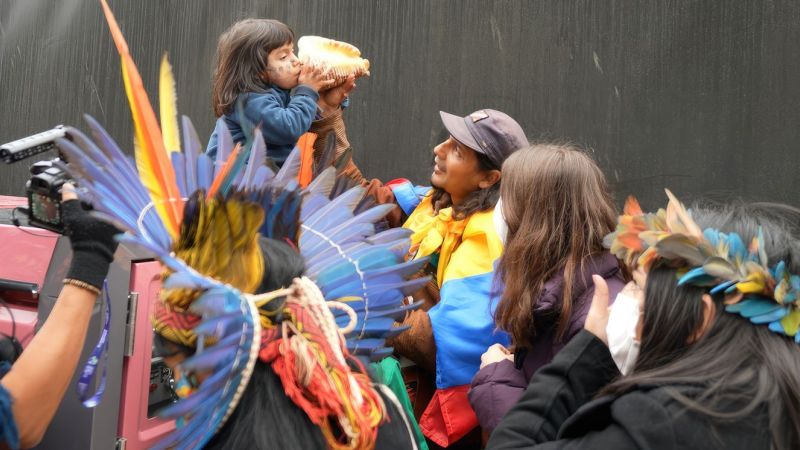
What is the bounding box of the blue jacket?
[206,84,319,166]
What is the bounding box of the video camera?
[0,126,72,233]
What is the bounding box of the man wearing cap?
[379,109,528,448]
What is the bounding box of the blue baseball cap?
[439,109,528,168]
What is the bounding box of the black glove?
[62,200,121,290]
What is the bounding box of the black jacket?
[486,330,771,449]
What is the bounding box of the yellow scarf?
[403,195,468,288]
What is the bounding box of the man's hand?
[318,75,356,117]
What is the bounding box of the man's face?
[431,136,485,202]
[265,42,301,89]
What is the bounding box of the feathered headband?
[604,189,800,342]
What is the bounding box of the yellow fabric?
[403,195,503,287]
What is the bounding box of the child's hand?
[298,64,336,93]
[318,75,356,117]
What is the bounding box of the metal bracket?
[123,292,139,357]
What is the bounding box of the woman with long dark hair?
[469,143,626,433]
[487,195,800,449]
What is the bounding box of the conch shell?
[297,36,370,86]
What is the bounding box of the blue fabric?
[206,84,319,167]
[0,383,19,449]
[390,182,431,216]
[429,272,509,389]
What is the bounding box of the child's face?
[265,42,301,89]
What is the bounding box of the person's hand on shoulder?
[480,343,513,369]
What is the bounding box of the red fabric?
[384,178,411,188]
[419,385,479,447]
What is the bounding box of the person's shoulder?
[617,386,770,449]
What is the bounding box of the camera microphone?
[1,126,66,164]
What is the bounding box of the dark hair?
[211,19,294,116]
[256,237,305,294]
[603,203,800,449]
[494,144,618,345]
[429,150,500,219]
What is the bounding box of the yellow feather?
[122,58,177,238]
[159,53,180,153]
[780,310,800,336]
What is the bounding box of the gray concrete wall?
[2,0,799,210]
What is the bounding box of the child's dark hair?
[212,19,294,116]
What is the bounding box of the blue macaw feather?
[214,118,234,176]
[769,321,787,335]
[749,306,788,324]
[180,345,239,372]
[181,116,201,194]
[372,301,423,320]
[238,129,266,191]
[756,227,768,267]
[678,267,710,285]
[80,117,154,205]
[703,228,720,248]
[57,137,148,213]
[197,154,213,190]
[303,223,375,255]
[360,347,395,361]
[171,151,187,198]
[335,317,396,336]
[366,227,414,244]
[710,280,737,294]
[328,204,395,235]
[190,289,246,315]
[87,211,134,235]
[250,166,274,190]
[324,277,426,302]
[725,297,782,318]
[300,193,329,222]
[310,247,395,283]
[162,271,210,290]
[305,167,336,198]
[196,329,253,355]
[273,146,301,185]
[303,186,365,229]
[220,142,252,196]
[318,257,428,288]
[193,313,249,339]
[727,233,746,260]
[157,385,224,418]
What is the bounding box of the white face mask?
[606,291,641,375]
[493,197,509,245]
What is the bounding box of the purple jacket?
[468,253,625,432]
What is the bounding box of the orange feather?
[99,0,183,238]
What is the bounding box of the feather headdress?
[605,189,800,342]
[55,2,425,448]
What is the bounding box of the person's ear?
[478,169,501,189]
[689,294,716,343]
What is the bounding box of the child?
[206,19,334,166]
